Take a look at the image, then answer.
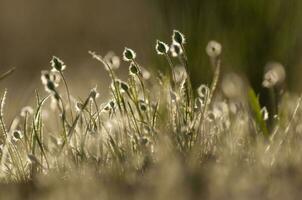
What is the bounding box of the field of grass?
[0,30,302,200]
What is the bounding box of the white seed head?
[20,106,34,117]
[206,40,222,58]
[221,72,245,99]
[155,40,169,55]
[50,56,66,72]
[172,30,186,45]
[262,62,286,88]
[123,47,136,62]
[104,51,120,70]
[170,42,183,57]
[141,67,151,80]
[197,84,210,98]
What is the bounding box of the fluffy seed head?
[104,51,120,70]
[206,40,222,58]
[123,48,136,61]
[172,30,185,45]
[20,106,34,117]
[156,40,169,55]
[141,67,151,80]
[170,42,183,57]
[221,73,245,99]
[262,62,286,88]
[50,56,66,72]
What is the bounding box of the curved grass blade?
[248,88,269,137]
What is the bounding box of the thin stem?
[0,68,15,82]
[164,53,176,87]
[59,71,74,121]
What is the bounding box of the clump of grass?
[0,30,301,199]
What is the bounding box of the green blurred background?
[1,0,302,115]
[151,0,302,90]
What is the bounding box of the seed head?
[20,106,34,117]
[129,62,141,76]
[123,47,136,62]
[115,79,129,92]
[46,80,56,93]
[172,30,186,45]
[113,80,129,93]
[12,130,23,141]
[206,40,222,58]
[102,100,116,113]
[262,62,286,88]
[104,51,120,70]
[75,102,84,112]
[221,73,245,99]
[41,70,60,88]
[50,56,66,72]
[120,81,129,92]
[170,42,183,57]
[90,86,100,100]
[197,84,209,98]
[141,67,151,80]
[138,100,147,111]
[155,40,169,55]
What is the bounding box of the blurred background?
[1,0,302,117]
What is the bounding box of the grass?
[0,30,302,200]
